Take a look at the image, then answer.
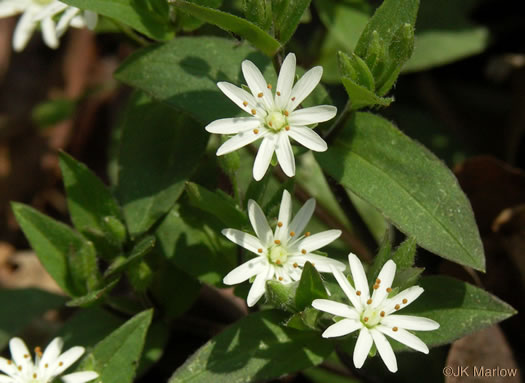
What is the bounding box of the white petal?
[370,329,398,373]
[275,133,295,177]
[223,257,267,285]
[217,82,266,117]
[322,319,361,338]
[275,190,292,241]
[382,315,440,331]
[41,16,59,49]
[288,106,337,125]
[0,357,17,376]
[69,14,85,28]
[40,337,64,370]
[248,199,272,246]
[312,299,358,319]
[205,117,260,134]
[241,60,274,110]
[253,135,276,181]
[33,2,68,21]
[378,325,429,354]
[12,8,38,52]
[0,375,15,383]
[289,254,345,273]
[0,0,28,17]
[287,126,327,152]
[288,198,315,236]
[371,260,396,306]
[61,371,99,383]
[276,53,296,110]
[216,129,266,156]
[83,10,98,30]
[56,7,80,37]
[384,286,424,314]
[353,328,373,368]
[300,230,341,252]
[8,338,31,367]
[246,266,272,307]
[221,228,264,254]
[287,66,323,111]
[330,264,362,311]
[53,346,85,374]
[348,253,369,301]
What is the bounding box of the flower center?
[361,307,383,328]
[265,111,287,131]
[269,245,288,265]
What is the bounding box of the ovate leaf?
[295,262,328,311]
[316,112,485,270]
[273,0,312,44]
[341,76,392,110]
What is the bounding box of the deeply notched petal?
[275,133,295,177]
[253,135,276,181]
[276,53,296,110]
[247,266,272,306]
[288,106,337,126]
[221,229,264,254]
[205,117,260,134]
[312,299,358,319]
[288,66,323,111]
[322,319,361,338]
[61,371,99,383]
[371,330,398,373]
[354,328,373,368]
[216,129,267,156]
[348,253,370,300]
[300,230,342,252]
[287,126,327,152]
[223,257,267,285]
[248,199,273,246]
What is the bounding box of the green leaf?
[114,37,274,125]
[80,310,153,383]
[11,203,99,296]
[66,277,120,308]
[185,182,247,228]
[273,0,312,44]
[104,235,156,279]
[0,289,66,350]
[59,151,124,256]
[338,51,375,91]
[391,266,423,290]
[295,262,328,311]
[32,98,76,128]
[398,276,516,349]
[392,237,417,268]
[367,232,392,285]
[243,0,272,31]
[265,280,298,312]
[341,76,392,110]
[115,92,208,237]
[61,0,174,41]
[316,112,485,270]
[171,0,280,56]
[177,0,223,32]
[126,259,154,292]
[168,310,332,383]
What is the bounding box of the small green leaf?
[338,51,375,91]
[398,276,516,349]
[185,182,248,228]
[115,92,208,237]
[104,236,156,279]
[32,98,76,128]
[79,310,153,383]
[391,266,423,290]
[168,310,331,383]
[243,0,272,31]
[59,151,123,257]
[171,0,281,56]
[341,76,392,110]
[295,262,328,311]
[126,259,154,292]
[286,307,321,331]
[61,0,174,40]
[266,280,298,312]
[11,203,99,296]
[66,277,120,308]
[177,0,223,31]
[0,289,66,350]
[273,0,312,44]
[316,112,485,270]
[392,237,417,268]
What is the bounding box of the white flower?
[0,0,98,52]
[312,253,439,373]
[222,190,346,307]
[206,53,337,181]
[0,337,98,383]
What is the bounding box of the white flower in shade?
[0,0,98,52]
[0,337,98,383]
[222,190,346,307]
[206,53,337,181]
[312,253,439,373]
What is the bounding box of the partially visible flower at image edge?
[0,0,98,52]
[206,52,337,181]
[312,253,439,373]
[0,336,98,383]
[222,189,346,306]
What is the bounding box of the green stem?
[113,20,149,47]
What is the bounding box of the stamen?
[386,287,392,293]
[376,279,381,284]
[395,304,400,310]
[251,109,257,115]
[301,249,307,254]
[258,248,263,253]
[363,317,369,322]
[7,360,12,365]
[285,126,290,131]
[18,366,22,371]
[274,239,281,245]
[267,84,272,89]
[402,298,408,304]
[44,363,49,368]
[34,346,42,357]
[242,101,248,107]
[380,311,385,317]
[283,110,289,116]
[293,262,298,268]
[269,122,273,127]
[393,327,398,332]
[290,231,295,237]
[291,97,296,101]
[311,262,315,266]
[33,373,37,379]
[305,232,311,237]
[277,221,283,227]
[373,284,380,290]
[367,299,372,304]
[276,260,281,265]
[59,362,63,366]
[257,92,263,98]
[276,91,281,96]
[356,291,361,296]
[253,129,259,134]
[24,354,29,358]
[278,276,283,281]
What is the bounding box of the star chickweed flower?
[0,0,98,52]
[0,337,98,383]
[312,253,439,373]
[206,53,337,181]
[222,190,345,307]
